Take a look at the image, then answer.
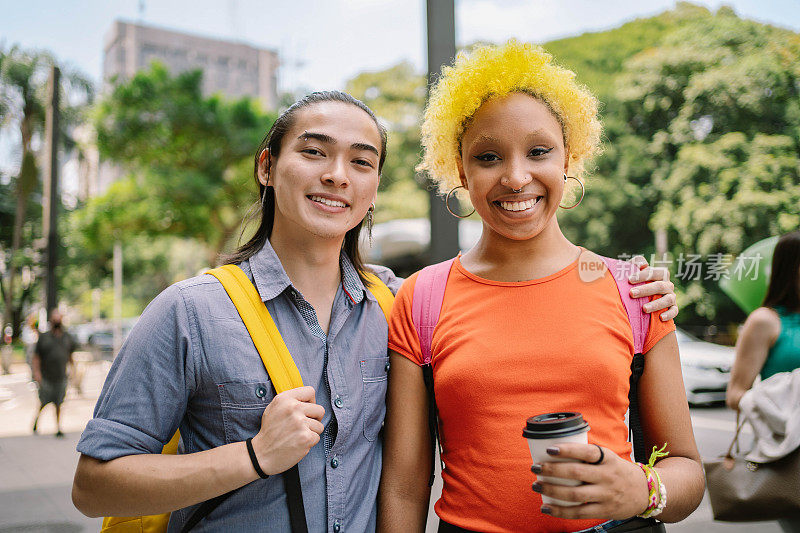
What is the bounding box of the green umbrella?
[719,236,779,313]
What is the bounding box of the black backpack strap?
[422,363,442,487]
[180,465,308,533]
[180,490,234,533]
[283,464,308,532]
[628,352,647,463]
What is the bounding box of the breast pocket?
[218,380,274,443]
[361,356,390,442]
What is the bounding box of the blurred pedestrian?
[21,313,39,367]
[1,323,12,374]
[727,230,800,532]
[32,309,76,437]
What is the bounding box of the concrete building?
[103,20,279,109]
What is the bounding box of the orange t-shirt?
[388,254,675,533]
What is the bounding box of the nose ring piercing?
[511,187,523,193]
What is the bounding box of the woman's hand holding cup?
[531,442,650,520]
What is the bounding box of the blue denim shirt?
[77,241,401,532]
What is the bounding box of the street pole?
[426,0,460,262]
[42,65,60,315]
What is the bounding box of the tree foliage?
[607,8,800,323]
[346,62,428,222]
[82,63,275,263]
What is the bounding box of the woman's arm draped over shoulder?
[726,307,781,410]
[377,352,432,533]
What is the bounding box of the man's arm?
[73,440,256,517]
[32,352,42,383]
[72,386,324,517]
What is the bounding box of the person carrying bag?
[722,231,800,532]
[707,368,800,524]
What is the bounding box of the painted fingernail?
[546,446,560,456]
[531,482,543,493]
[532,464,543,474]
[541,505,552,515]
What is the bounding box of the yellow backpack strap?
[207,265,303,392]
[363,272,395,322]
[102,265,305,533]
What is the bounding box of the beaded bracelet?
[636,444,669,519]
[648,465,668,518]
[636,463,658,517]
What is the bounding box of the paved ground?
[0,359,104,532]
[0,360,787,532]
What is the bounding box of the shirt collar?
[246,240,293,302]
[246,239,367,304]
[340,252,366,305]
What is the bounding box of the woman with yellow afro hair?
[378,40,704,533]
[418,39,601,193]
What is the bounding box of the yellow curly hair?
[418,39,602,194]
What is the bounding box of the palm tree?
[0,46,92,337]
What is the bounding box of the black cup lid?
[522,412,589,439]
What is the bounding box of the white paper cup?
[523,412,590,507]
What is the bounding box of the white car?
[676,328,735,406]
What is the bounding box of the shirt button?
[384,361,390,372]
[255,386,267,398]
[333,520,341,532]
[334,395,343,408]
[330,456,339,469]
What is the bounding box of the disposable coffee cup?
[523,412,590,507]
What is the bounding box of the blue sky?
[2,0,799,92]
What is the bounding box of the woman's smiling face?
[458,92,568,242]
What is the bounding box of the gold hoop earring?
[445,186,475,218]
[559,175,584,210]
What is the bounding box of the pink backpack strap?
[600,255,652,463]
[600,256,649,354]
[412,258,456,364]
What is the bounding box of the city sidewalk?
[0,360,104,532]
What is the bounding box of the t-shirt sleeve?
[76,284,194,461]
[387,271,424,365]
[367,263,404,295]
[642,296,676,354]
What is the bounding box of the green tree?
[346,62,428,222]
[82,63,274,264]
[611,8,800,322]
